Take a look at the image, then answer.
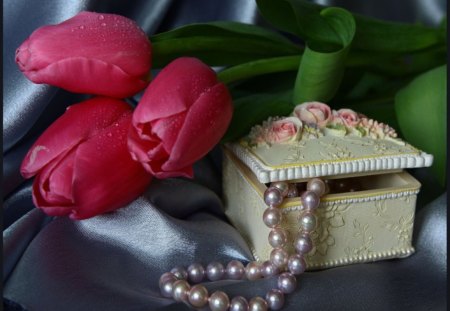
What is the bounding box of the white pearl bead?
[209,291,230,311]
[301,190,320,210]
[206,262,225,281]
[230,296,249,311]
[248,296,268,311]
[159,276,176,298]
[187,263,205,283]
[307,178,326,196]
[265,289,284,310]
[159,272,176,289]
[268,228,288,248]
[270,248,289,268]
[286,183,299,198]
[245,261,262,280]
[261,260,279,278]
[170,266,187,280]
[172,280,190,302]
[277,272,297,294]
[188,284,209,308]
[226,260,245,280]
[295,234,313,254]
[263,207,282,228]
[300,212,317,232]
[288,254,307,275]
[264,187,283,207]
[270,181,289,197]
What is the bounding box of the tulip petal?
[127,125,166,162]
[23,12,151,76]
[163,83,233,172]
[26,57,148,98]
[129,57,233,179]
[151,111,187,153]
[16,11,151,97]
[153,165,193,179]
[32,149,75,216]
[21,97,131,179]
[128,126,189,178]
[71,111,152,220]
[46,151,75,204]
[132,57,218,125]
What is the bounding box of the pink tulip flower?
[15,11,151,98]
[20,97,152,220]
[128,57,233,179]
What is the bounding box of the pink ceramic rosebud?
[15,11,151,98]
[293,102,332,128]
[335,108,361,127]
[266,117,303,144]
[20,97,152,220]
[128,57,233,179]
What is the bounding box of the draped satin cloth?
[3,1,447,310]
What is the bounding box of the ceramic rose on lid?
[222,102,433,270]
[231,101,432,183]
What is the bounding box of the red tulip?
[128,57,233,179]
[20,97,152,220]
[15,11,151,98]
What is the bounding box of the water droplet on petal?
[79,25,85,30]
[107,133,113,138]
[98,15,105,20]
[101,22,106,27]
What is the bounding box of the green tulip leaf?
[346,45,447,77]
[293,7,356,104]
[256,0,445,53]
[151,22,301,68]
[217,55,301,84]
[395,65,447,186]
[222,90,293,142]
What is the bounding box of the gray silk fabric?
[3,1,447,310]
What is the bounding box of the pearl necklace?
[159,177,326,311]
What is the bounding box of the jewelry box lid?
[225,102,433,184]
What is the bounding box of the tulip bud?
[128,57,233,179]
[20,97,152,220]
[15,11,151,98]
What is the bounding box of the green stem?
[216,44,446,85]
[217,55,301,84]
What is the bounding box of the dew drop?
[107,132,113,138]
[101,22,106,27]
[98,15,105,20]
[79,25,85,30]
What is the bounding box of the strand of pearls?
[159,178,326,311]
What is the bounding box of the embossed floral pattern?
[382,212,414,245]
[344,219,374,257]
[308,203,350,258]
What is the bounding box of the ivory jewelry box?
[222,103,433,270]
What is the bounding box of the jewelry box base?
[223,149,421,270]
